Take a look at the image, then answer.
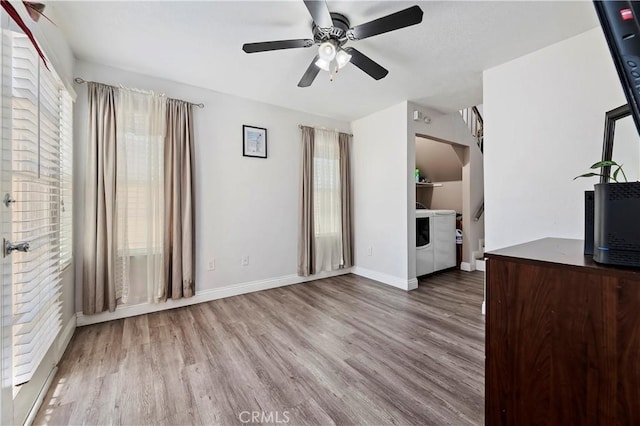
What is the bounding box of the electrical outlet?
[241,255,249,266]
[367,246,373,256]
[207,259,215,271]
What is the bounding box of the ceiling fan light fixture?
[335,49,352,69]
[315,57,330,71]
[317,49,350,72]
[318,40,337,61]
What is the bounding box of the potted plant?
[575,160,640,266]
[574,160,629,183]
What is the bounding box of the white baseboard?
[77,268,351,326]
[351,266,416,291]
[56,314,77,361]
[25,315,76,426]
[475,259,486,272]
[407,278,418,290]
[460,262,475,272]
[24,366,58,426]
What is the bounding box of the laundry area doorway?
[415,136,465,276]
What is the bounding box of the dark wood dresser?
[486,238,640,424]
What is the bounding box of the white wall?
[483,27,638,251]
[351,102,412,289]
[73,60,351,316]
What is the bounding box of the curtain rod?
[74,77,205,109]
[298,124,353,137]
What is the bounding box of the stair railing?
[460,106,485,221]
[474,202,484,222]
[460,106,484,153]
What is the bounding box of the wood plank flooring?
[34,270,485,425]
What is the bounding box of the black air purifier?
[593,182,640,267]
[584,190,595,256]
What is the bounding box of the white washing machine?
[416,209,456,277]
[416,210,435,276]
[431,210,457,271]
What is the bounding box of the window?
[60,91,73,268]
[116,94,165,254]
[8,31,72,386]
[115,90,165,305]
[117,128,163,252]
[312,129,343,270]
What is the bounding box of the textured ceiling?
[52,1,599,121]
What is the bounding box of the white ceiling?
[51,1,599,121]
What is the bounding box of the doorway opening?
[415,136,465,275]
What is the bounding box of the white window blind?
[117,131,162,252]
[313,129,342,236]
[10,32,68,386]
[60,91,73,268]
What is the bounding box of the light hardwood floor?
[35,270,485,425]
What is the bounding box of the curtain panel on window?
[339,132,353,268]
[82,85,196,314]
[83,82,118,314]
[298,127,353,276]
[298,126,315,276]
[163,99,195,300]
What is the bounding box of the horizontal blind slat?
[9,31,67,387]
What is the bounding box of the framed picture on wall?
[243,125,267,158]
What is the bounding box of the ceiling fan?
[242,1,424,87]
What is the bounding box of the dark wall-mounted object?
[594,0,640,137]
[243,125,268,159]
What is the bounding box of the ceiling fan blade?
[303,0,333,28]
[348,5,423,40]
[243,39,314,53]
[298,55,321,87]
[344,47,388,80]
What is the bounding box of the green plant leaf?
[613,167,621,181]
[574,172,605,180]
[590,160,619,169]
[618,164,629,182]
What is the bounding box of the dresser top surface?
[486,238,640,276]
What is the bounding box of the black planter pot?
[593,181,640,267]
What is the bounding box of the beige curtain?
[298,126,315,276]
[163,99,195,300]
[339,132,353,268]
[83,82,118,314]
